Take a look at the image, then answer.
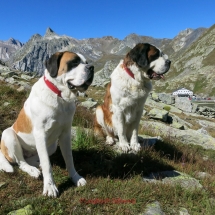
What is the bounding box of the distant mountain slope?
[154,24,215,97]
[0,38,23,61]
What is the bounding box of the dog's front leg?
[34,130,58,197]
[112,111,130,152]
[59,129,86,187]
[130,110,142,152]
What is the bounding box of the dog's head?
[45,51,94,91]
[124,43,171,80]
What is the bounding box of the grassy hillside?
[1,83,215,214]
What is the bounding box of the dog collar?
[44,76,62,98]
[123,64,135,79]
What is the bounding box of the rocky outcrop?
[141,120,215,150]
[92,60,118,87]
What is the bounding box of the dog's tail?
[0,150,14,172]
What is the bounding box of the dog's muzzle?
[67,65,94,91]
[148,60,171,80]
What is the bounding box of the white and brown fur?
[94,43,171,152]
[0,51,94,197]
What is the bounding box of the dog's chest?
[112,88,148,124]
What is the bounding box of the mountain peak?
[44,27,58,37]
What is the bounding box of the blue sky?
[1,0,215,43]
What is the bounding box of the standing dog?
[94,43,171,152]
[0,51,94,197]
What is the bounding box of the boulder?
[143,201,165,215]
[1,71,17,78]
[148,108,169,122]
[141,120,215,150]
[145,98,182,114]
[80,99,97,109]
[175,97,193,112]
[7,205,33,215]
[151,92,160,102]
[143,170,203,190]
[158,93,175,105]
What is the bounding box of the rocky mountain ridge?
[1,25,215,97]
[0,26,207,76]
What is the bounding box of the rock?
[170,121,185,130]
[179,207,190,215]
[1,71,17,78]
[3,102,10,107]
[20,74,34,81]
[175,97,193,112]
[7,205,33,215]
[197,128,208,135]
[17,81,31,90]
[194,171,211,179]
[5,77,17,85]
[143,201,165,215]
[141,120,215,150]
[148,108,169,122]
[92,60,118,87]
[143,170,203,190]
[17,86,25,92]
[151,92,160,102]
[0,182,7,188]
[197,106,215,118]
[145,98,182,114]
[168,113,192,129]
[158,93,175,105]
[80,100,97,109]
[198,119,215,128]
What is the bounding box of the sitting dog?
[0,51,94,197]
[94,43,171,152]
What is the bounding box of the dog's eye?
[86,61,88,64]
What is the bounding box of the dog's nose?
[165,59,171,65]
[86,64,94,72]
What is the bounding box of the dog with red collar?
[94,43,171,152]
[0,51,94,197]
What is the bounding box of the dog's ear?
[45,52,64,77]
[128,43,150,68]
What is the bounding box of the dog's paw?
[118,143,130,153]
[0,162,14,173]
[106,136,115,145]
[43,180,59,197]
[71,174,87,187]
[130,143,142,152]
[20,163,41,178]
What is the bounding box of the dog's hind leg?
[95,106,115,145]
[1,128,41,178]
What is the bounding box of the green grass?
[1,82,215,214]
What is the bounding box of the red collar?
[123,64,135,79]
[44,76,62,98]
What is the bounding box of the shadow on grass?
[49,139,183,194]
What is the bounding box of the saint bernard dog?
[94,43,171,152]
[0,51,94,197]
